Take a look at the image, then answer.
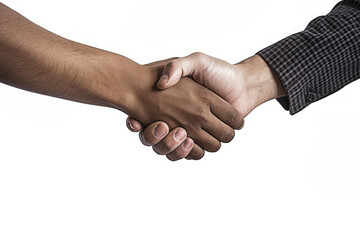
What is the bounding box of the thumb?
[157,53,201,89]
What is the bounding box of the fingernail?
[174,129,185,141]
[158,74,169,86]
[154,124,166,138]
[185,157,192,160]
[182,139,193,150]
[128,121,135,131]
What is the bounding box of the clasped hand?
[124,52,282,161]
[125,52,284,160]
[123,54,245,160]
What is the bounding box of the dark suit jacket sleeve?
[257,0,360,115]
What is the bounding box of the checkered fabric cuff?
[257,0,360,115]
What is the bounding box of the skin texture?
[127,52,287,160]
[125,65,244,152]
[0,4,243,154]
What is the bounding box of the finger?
[190,130,221,153]
[166,138,194,161]
[209,93,244,130]
[152,127,187,155]
[157,52,206,89]
[157,60,186,89]
[157,52,211,89]
[144,57,179,67]
[186,143,205,160]
[139,122,169,146]
[202,115,235,143]
[239,119,245,130]
[126,117,143,132]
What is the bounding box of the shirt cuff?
[256,1,360,115]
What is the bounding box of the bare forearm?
[0,3,140,111]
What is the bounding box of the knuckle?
[225,107,243,129]
[221,104,237,123]
[196,87,210,101]
[167,60,180,69]
[196,109,208,122]
[192,106,208,123]
[227,107,237,124]
[191,52,205,60]
[158,136,180,154]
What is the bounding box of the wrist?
[235,55,286,109]
[77,51,146,114]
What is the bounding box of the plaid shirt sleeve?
[257,0,360,115]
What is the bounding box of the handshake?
[124,53,286,160]
[2,2,357,160]
[0,3,288,160]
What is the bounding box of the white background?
[1,0,359,239]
